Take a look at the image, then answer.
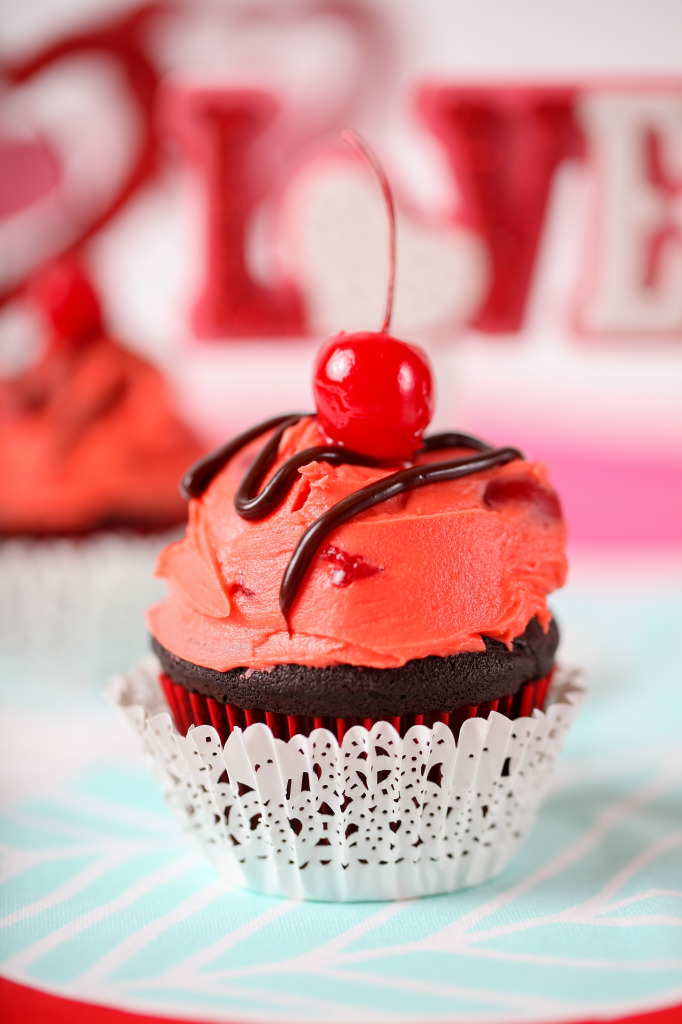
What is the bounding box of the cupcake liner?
[0,532,178,690]
[158,671,554,743]
[108,657,585,901]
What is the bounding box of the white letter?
[578,91,682,334]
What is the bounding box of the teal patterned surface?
[1,556,681,1022]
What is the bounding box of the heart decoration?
[0,3,167,308]
[279,152,489,338]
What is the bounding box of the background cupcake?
[0,256,206,688]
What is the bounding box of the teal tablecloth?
[1,551,681,1022]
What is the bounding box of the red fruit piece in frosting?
[230,576,255,600]
[320,544,383,587]
[483,478,562,521]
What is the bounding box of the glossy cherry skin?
[27,257,102,348]
[313,330,434,461]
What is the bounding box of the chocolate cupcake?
[114,401,582,902]
[0,257,205,687]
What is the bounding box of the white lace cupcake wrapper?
[107,657,586,902]
[0,533,177,687]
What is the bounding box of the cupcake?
[0,256,205,688]
[113,355,583,901]
[111,133,584,900]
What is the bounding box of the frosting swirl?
[147,416,567,672]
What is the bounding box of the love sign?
[2,3,680,342]
[169,81,682,341]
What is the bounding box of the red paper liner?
[159,666,555,745]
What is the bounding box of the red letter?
[165,86,305,339]
[418,85,580,333]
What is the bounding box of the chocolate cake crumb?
[152,616,558,718]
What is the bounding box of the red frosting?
[0,332,204,535]
[147,417,567,671]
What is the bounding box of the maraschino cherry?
[312,130,434,463]
[27,256,103,349]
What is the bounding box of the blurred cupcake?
[0,257,205,688]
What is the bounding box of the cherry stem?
[340,128,396,334]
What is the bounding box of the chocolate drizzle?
[181,414,303,501]
[235,419,386,521]
[180,415,524,621]
[280,445,523,618]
